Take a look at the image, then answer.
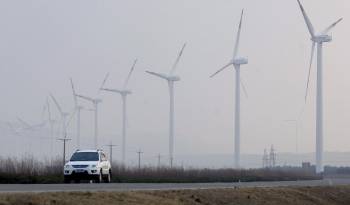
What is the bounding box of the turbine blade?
[17,117,31,129]
[304,42,316,102]
[123,59,138,89]
[169,43,187,75]
[98,73,110,93]
[32,122,47,129]
[66,110,76,128]
[46,97,52,121]
[145,71,169,80]
[321,18,343,34]
[240,77,248,98]
[50,93,63,115]
[76,94,95,102]
[70,78,78,107]
[6,122,15,131]
[41,103,47,120]
[101,88,123,94]
[297,0,315,37]
[233,9,244,58]
[210,62,233,78]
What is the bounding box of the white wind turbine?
[75,93,102,149]
[146,43,186,168]
[297,0,342,173]
[50,94,70,140]
[100,59,137,164]
[210,10,248,169]
[70,78,84,149]
[46,98,57,158]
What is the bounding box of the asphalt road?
[0,178,350,193]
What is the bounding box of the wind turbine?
[210,9,248,169]
[50,94,70,140]
[46,98,57,158]
[70,78,84,149]
[100,59,137,164]
[297,0,342,173]
[75,94,102,149]
[146,43,186,168]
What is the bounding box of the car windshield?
[70,152,99,161]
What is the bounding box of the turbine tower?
[146,43,186,168]
[75,94,102,149]
[297,0,342,173]
[70,78,84,149]
[101,59,137,164]
[210,10,248,169]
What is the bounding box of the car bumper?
[64,170,100,180]
[64,169,100,176]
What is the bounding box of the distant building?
[302,162,316,174]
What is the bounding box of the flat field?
[1,185,350,205]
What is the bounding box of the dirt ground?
[0,185,350,205]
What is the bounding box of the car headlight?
[91,165,97,168]
[64,165,70,169]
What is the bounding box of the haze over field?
[0,0,349,168]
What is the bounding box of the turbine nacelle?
[312,35,332,43]
[167,75,180,82]
[232,58,248,66]
[146,71,181,82]
[120,90,132,96]
[101,88,132,96]
[76,94,102,105]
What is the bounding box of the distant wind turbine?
[101,59,137,164]
[46,98,57,157]
[75,94,102,149]
[146,43,186,168]
[297,0,342,173]
[210,9,248,169]
[49,94,70,139]
[70,78,84,149]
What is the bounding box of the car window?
[70,152,99,161]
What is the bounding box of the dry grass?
[112,165,320,183]
[0,156,320,184]
[1,186,350,205]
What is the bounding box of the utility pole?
[156,154,162,168]
[262,149,269,168]
[137,149,143,169]
[58,137,71,165]
[269,145,276,168]
[104,142,117,166]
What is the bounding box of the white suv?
[63,149,112,183]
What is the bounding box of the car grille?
[72,165,88,168]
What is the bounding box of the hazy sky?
[0,0,349,164]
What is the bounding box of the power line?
[104,142,117,165]
[136,149,143,169]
